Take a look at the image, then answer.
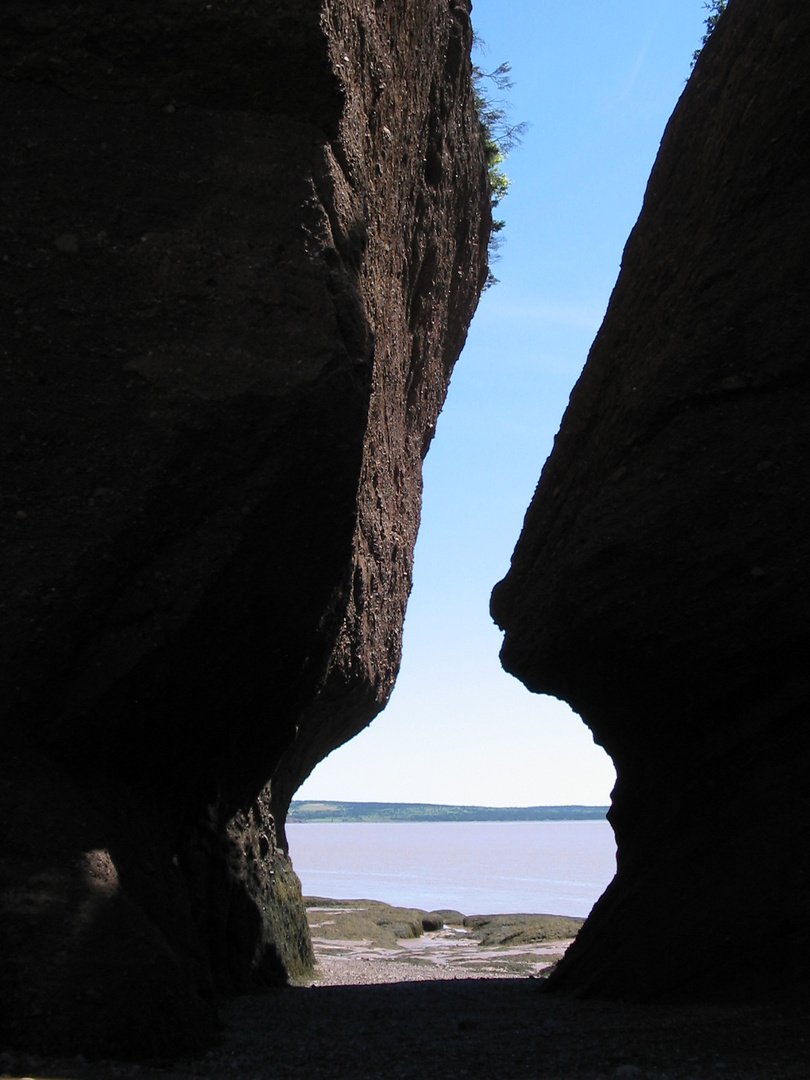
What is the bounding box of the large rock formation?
[492,0,810,1000]
[0,0,489,1056]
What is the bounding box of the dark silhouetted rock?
[0,0,489,1056]
[492,0,810,1000]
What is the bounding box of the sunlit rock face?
[492,0,810,1000]
[0,0,489,1056]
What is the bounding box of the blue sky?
[296,1,710,806]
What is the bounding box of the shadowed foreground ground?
[2,901,808,1078]
[3,983,809,1080]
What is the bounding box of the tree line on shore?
[288,801,609,823]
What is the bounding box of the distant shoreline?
[288,800,610,823]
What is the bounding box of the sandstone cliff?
[492,0,810,999]
[0,0,489,1056]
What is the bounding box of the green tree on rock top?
[473,58,527,287]
[692,0,728,68]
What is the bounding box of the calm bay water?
[286,820,616,919]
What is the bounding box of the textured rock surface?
[0,0,489,1056]
[492,0,810,1000]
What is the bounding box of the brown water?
[286,819,616,918]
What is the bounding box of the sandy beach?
[2,899,809,1080]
